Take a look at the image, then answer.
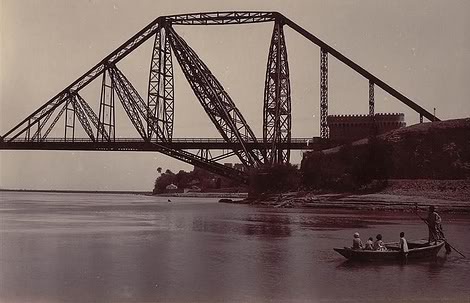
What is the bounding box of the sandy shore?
[223,180,470,213]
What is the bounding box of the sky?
[1,0,469,191]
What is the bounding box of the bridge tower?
[263,17,292,165]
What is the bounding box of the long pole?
[413,203,466,258]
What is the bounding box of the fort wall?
[327,113,405,142]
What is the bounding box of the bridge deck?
[0,137,333,151]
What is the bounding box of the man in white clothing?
[400,232,409,262]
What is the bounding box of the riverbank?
[154,192,248,198]
[222,179,470,213]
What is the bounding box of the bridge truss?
[0,11,438,183]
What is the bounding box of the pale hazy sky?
[1,0,469,191]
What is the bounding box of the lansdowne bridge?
[0,11,438,184]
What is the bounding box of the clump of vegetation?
[348,137,393,185]
[152,166,242,194]
[248,163,301,197]
[153,168,176,194]
[301,137,393,192]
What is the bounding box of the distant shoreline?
[0,188,248,198]
[0,189,152,195]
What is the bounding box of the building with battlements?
[327,113,405,143]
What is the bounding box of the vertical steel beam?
[263,19,292,165]
[369,80,375,116]
[162,32,175,141]
[64,95,76,141]
[147,25,175,142]
[148,28,161,139]
[198,149,211,160]
[320,48,329,139]
[97,69,116,142]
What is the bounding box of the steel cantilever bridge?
[0,12,438,184]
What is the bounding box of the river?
[1,191,469,303]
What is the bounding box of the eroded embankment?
[223,179,470,213]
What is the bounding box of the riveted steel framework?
[70,94,95,141]
[320,48,329,139]
[263,20,291,164]
[39,103,67,142]
[369,80,375,116]
[75,93,109,142]
[1,11,440,183]
[108,64,251,183]
[148,25,174,142]
[97,69,116,142]
[167,26,264,168]
[64,96,76,142]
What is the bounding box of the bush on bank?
[248,163,301,197]
[301,137,393,191]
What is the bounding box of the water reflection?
[191,214,292,237]
[300,215,397,231]
[1,192,470,303]
[336,256,447,270]
[243,214,292,237]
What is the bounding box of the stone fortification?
[327,113,405,142]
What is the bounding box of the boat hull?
[334,240,445,262]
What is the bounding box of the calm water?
[1,192,469,303]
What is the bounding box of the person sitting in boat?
[399,232,409,255]
[373,234,387,251]
[426,206,442,244]
[364,237,374,250]
[352,232,364,250]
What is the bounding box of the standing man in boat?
[426,206,442,244]
[399,232,409,263]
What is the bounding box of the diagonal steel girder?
[263,19,292,165]
[74,93,110,142]
[107,65,249,183]
[39,103,68,141]
[70,94,96,142]
[108,66,149,141]
[166,26,265,169]
[3,19,162,142]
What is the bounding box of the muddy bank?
[222,179,470,213]
[155,192,248,198]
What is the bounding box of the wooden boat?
[334,239,445,262]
